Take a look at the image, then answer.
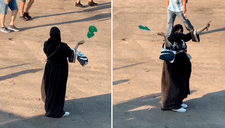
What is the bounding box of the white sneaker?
[62,112,70,117]
[181,104,188,109]
[0,27,11,33]
[8,25,20,32]
[172,108,186,113]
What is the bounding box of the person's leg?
[176,11,194,32]
[0,0,11,33]
[0,14,6,27]
[0,0,8,27]
[25,0,34,13]
[10,10,18,26]
[0,13,11,33]
[8,0,19,31]
[167,10,176,36]
[19,0,25,17]
[19,0,27,21]
[23,0,33,19]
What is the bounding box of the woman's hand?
[157,32,167,38]
[196,21,212,34]
[205,21,211,31]
[74,40,85,49]
[157,32,170,47]
[77,40,85,45]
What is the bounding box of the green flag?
[139,25,151,31]
[87,31,95,39]
[87,26,97,39]
[89,26,97,33]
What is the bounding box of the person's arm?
[157,32,170,48]
[74,40,85,50]
[183,21,211,42]
[166,0,169,12]
[67,40,85,63]
[196,21,211,34]
[183,0,187,14]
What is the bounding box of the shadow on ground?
[20,2,111,31]
[0,68,42,81]
[0,63,28,71]
[20,13,111,31]
[113,62,145,71]
[33,2,111,19]
[114,90,225,128]
[200,27,225,35]
[113,79,130,85]
[0,94,111,128]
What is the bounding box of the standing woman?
[41,27,84,118]
[157,21,211,113]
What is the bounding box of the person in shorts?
[19,0,34,21]
[0,0,19,33]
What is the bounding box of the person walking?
[166,0,194,36]
[19,0,34,21]
[41,27,85,118]
[158,21,211,113]
[0,0,19,33]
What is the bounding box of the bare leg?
[77,0,80,3]
[25,0,34,13]
[1,14,6,27]
[20,1,25,16]
[10,10,18,26]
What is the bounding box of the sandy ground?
[113,0,225,128]
[0,0,111,127]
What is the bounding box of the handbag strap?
[47,43,61,59]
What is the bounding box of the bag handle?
[47,43,61,59]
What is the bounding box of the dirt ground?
[0,0,111,128]
[113,0,225,128]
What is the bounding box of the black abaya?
[161,25,200,110]
[42,27,75,118]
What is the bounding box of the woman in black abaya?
[41,27,84,118]
[157,21,211,112]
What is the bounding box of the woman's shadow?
[0,93,111,128]
[113,90,225,128]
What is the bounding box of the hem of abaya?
[45,114,64,118]
[161,103,182,110]
[161,106,181,111]
[45,110,65,118]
